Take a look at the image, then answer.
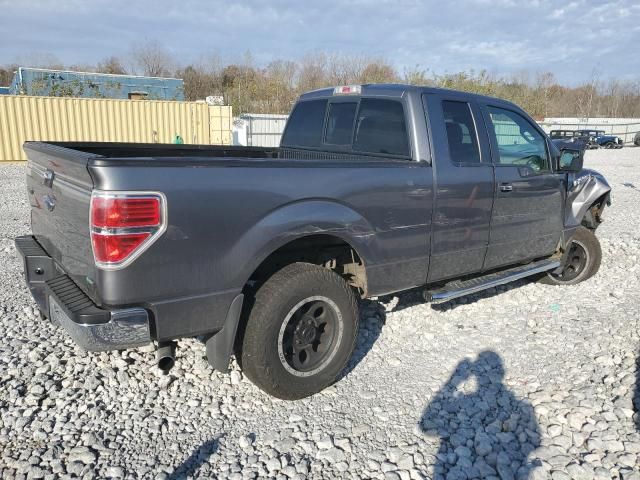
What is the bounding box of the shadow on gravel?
[419,352,542,479]
[429,280,536,313]
[634,351,640,431]
[168,437,221,480]
[378,288,425,312]
[338,298,385,379]
[377,279,535,314]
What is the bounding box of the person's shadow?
[419,351,542,479]
[168,437,221,480]
[634,350,640,431]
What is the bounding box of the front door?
[481,104,564,270]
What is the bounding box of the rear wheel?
[540,227,601,285]
[239,263,359,400]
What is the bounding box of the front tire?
[239,263,359,400]
[540,227,602,285]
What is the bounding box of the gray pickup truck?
[16,84,611,399]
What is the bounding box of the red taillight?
[91,197,161,228]
[91,232,152,263]
[90,192,166,269]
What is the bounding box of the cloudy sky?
[1,0,638,85]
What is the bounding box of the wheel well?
[247,234,368,297]
[581,193,610,230]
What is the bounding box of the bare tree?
[264,60,298,112]
[14,52,64,70]
[297,52,330,92]
[576,69,600,118]
[326,53,366,84]
[3,50,640,117]
[130,40,175,77]
[603,79,621,117]
[532,71,556,118]
[96,56,127,75]
[0,64,17,86]
[403,66,430,86]
[359,60,398,84]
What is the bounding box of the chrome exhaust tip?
[156,341,176,372]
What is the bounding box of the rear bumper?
[15,235,151,351]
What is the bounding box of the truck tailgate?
[24,142,98,301]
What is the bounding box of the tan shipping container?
[0,95,232,162]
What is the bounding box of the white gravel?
[1,147,640,479]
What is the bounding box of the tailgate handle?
[43,169,55,188]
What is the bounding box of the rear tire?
[539,227,601,285]
[239,262,359,400]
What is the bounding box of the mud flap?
[205,294,244,373]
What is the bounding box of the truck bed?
[23,140,432,342]
[43,141,279,159]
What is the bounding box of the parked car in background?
[549,130,589,151]
[16,84,612,399]
[576,129,623,149]
[549,130,583,140]
[634,131,640,146]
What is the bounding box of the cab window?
[281,99,328,148]
[487,106,550,172]
[353,99,410,157]
[324,102,357,145]
[442,100,481,163]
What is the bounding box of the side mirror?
[558,149,583,173]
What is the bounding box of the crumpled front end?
[565,168,612,230]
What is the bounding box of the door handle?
[499,183,513,192]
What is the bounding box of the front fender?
[223,199,378,289]
[565,168,611,229]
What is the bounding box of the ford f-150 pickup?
[16,84,611,399]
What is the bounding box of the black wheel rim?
[550,240,589,282]
[278,296,342,376]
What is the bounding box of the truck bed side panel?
[88,158,433,339]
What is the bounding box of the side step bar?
[424,258,560,304]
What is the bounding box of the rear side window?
[281,99,328,148]
[442,100,481,163]
[324,102,357,145]
[353,99,410,157]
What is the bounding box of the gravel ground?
[1,148,640,480]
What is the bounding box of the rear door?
[480,104,564,270]
[281,93,434,296]
[423,93,495,282]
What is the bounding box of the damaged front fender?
[565,168,611,229]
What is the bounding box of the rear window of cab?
[280,99,328,148]
[281,97,411,158]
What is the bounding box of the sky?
[1,0,639,85]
